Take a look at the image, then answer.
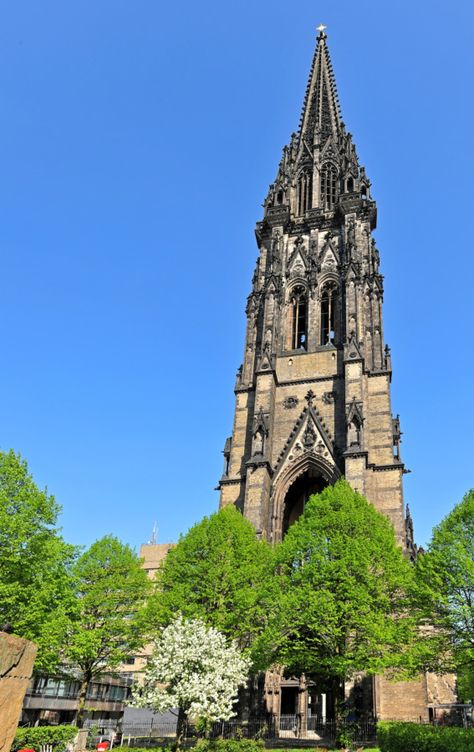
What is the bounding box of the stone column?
[297,674,308,738]
[0,632,37,752]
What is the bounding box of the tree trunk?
[175,706,187,751]
[73,674,91,728]
[331,676,346,749]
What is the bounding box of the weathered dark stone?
[216,26,457,729]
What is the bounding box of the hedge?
[119,749,168,752]
[377,721,474,752]
[12,726,78,752]
[194,741,264,752]
[120,745,264,752]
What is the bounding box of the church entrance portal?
[278,678,333,739]
[282,470,328,536]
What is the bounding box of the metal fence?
[277,717,376,744]
[73,710,474,748]
[115,717,377,746]
[117,720,272,747]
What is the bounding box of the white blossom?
[133,614,251,722]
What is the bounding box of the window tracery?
[320,163,338,209]
[297,171,312,215]
[287,285,308,350]
[320,282,338,344]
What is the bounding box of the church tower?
[218,27,413,553]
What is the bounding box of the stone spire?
[298,26,342,148]
[265,28,369,216]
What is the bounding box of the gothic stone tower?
[218,28,412,554]
[216,28,458,726]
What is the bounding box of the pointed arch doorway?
[271,454,341,542]
[282,469,327,536]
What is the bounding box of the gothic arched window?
[320,282,338,344]
[320,163,338,209]
[287,285,308,350]
[297,171,312,215]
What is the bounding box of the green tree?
[0,449,77,671]
[149,505,275,664]
[415,489,474,699]
[63,535,151,726]
[266,480,417,730]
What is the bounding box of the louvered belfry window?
[297,171,313,215]
[321,283,337,344]
[321,163,338,209]
[288,285,308,350]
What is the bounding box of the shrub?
[194,741,264,752]
[119,749,168,752]
[120,747,263,752]
[377,721,474,752]
[13,726,78,752]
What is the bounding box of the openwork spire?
[263,27,368,216]
[299,26,342,146]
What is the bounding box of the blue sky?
[0,1,472,551]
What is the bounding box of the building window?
[297,171,312,215]
[321,163,338,209]
[288,286,307,350]
[346,176,354,192]
[31,677,80,699]
[108,684,128,701]
[321,283,338,344]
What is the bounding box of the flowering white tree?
[133,614,251,745]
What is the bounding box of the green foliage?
[377,721,474,752]
[149,506,275,665]
[457,665,474,702]
[0,449,77,671]
[65,535,151,675]
[13,725,78,752]
[119,749,169,752]
[194,740,264,752]
[86,725,100,748]
[119,747,374,752]
[119,741,265,752]
[415,489,474,694]
[266,480,417,684]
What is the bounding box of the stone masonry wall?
[374,674,429,722]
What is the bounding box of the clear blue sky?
[0,1,472,551]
